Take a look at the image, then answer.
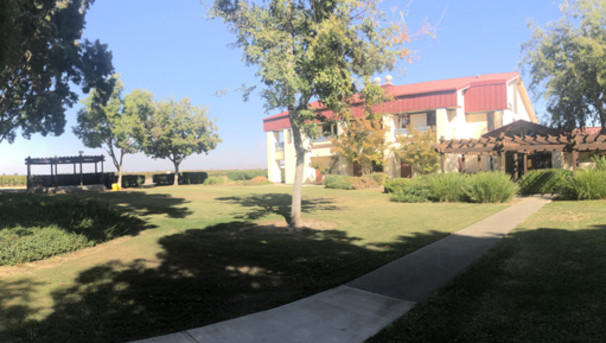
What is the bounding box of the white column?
[266,131,281,183]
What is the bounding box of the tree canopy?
[0,0,114,144]
[138,97,221,186]
[74,75,154,185]
[522,0,606,132]
[212,0,413,227]
[397,124,439,175]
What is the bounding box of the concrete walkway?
[132,196,550,343]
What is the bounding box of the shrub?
[384,178,411,193]
[465,172,518,203]
[351,176,380,190]
[592,154,606,171]
[153,173,175,186]
[120,174,146,188]
[427,173,468,202]
[389,178,431,203]
[367,172,389,186]
[555,169,606,200]
[518,169,572,195]
[0,193,144,265]
[205,176,227,185]
[180,172,208,184]
[324,175,354,190]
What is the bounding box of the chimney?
[372,77,381,86]
[385,75,393,85]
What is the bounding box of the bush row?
[152,172,209,186]
[207,169,267,181]
[518,167,606,200]
[386,172,518,203]
[518,169,572,195]
[0,193,145,266]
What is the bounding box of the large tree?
[212,0,412,228]
[138,97,221,186]
[0,0,113,144]
[522,0,606,132]
[397,124,439,175]
[74,76,154,185]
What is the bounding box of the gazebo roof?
[25,155,105,165]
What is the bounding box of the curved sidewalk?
[133,196,550,343]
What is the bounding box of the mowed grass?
[369,200,606,342]
[0,184,508,342]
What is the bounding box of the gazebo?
[25,155,106,190]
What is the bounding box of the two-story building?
[263,72,538,184]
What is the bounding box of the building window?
[398,114,410,129]
[321,123,336,136]
[487,112,494,131]
[427,111,436,127]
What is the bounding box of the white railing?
[394,126,430,136]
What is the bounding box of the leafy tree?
[329,83,389,175]
[397,124,439,175]
[138,97,221,186]
[522,0,606,132]
[212,0,412,228]
[74,76,154,185]
[0,0,114,144]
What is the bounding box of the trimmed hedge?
[384,178,411,193]
[324,175,354,190]
[389,178,431,203]
[119,174,146,188]
[153,172,209,186]
[518,169,572,195]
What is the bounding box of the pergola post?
[26,159,31,190]
[500,151,506,173]
[523,154,528,175]
[513,152,519,181]
[477,155,482,172]
[440,152,445,173]
[572,150,579,171]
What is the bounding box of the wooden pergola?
[434,132,606,180]
[25,155,105,190]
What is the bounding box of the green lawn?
[0,184,508,342]
[369,200,606,342]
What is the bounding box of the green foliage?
[384,178,411,193]
[138,97,221,185]
[152,172,209,186]
[0,193,144,265]
[74,76,152,184]
[0,0,114,144]
[323,175,354,190]
[120,175,146,188]
[389,178,431,203]
[241,176,271,185]
[555,169,606,200]
[153,174,176,186]
[465,172,518,203]
[521,0,606,131]
[0,174,25,186]
[518,169,572,195]
[397,124,440,175]
[427,173,468,202]
[591,154,606,170]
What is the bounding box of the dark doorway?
[400,162,412,178]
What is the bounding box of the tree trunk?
[290,118,306,229]
[172,160,180,186]
[117,149,125,187]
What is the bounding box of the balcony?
[275,142,285,151]
[312,136,331,144]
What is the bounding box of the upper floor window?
[398,114,410,129]
[427,111,436,127]
[487,112,495,131]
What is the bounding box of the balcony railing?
[312,136,331,144]
[394,126,430,136]
[275,142,284,151]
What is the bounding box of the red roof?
[263,72,520,131]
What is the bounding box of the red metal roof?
[263,72,520,131]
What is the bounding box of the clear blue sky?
[0,0,562,175]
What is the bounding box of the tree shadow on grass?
[215,193,339,223]
[79,191,192,219]
[0,221,451,342]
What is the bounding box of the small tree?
[138,97,221,186]
[74,76,153,185]
[329,83,388,175]
[397,124,439,175]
